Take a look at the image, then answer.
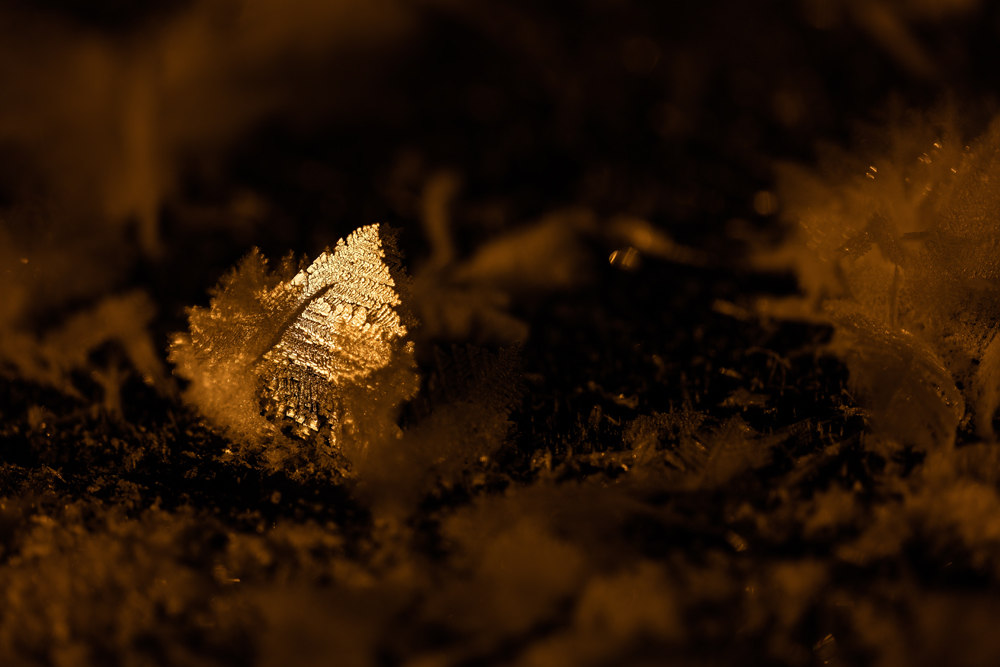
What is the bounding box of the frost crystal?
[764,112,1000,445]
[169,224,418,473]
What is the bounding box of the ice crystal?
[0,289,169,408]
[621,412,773,490]
[169,224,419,473]
[410,170,593,346]
[762,110,1000,445]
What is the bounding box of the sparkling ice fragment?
[169,224,418,473]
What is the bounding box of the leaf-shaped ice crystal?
[169,224,419,475]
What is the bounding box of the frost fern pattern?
[169,224,419,473]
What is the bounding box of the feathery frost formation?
[169,224,418,475]
[765,112,1000,447]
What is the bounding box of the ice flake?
[169,224,418,472]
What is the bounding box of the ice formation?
[169,224,419,473]
[765,111,1000,446]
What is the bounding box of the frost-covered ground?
[3,1,1000,666]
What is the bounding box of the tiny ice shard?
[169,224,418,472]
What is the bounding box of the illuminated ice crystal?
[169,224,419,473]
